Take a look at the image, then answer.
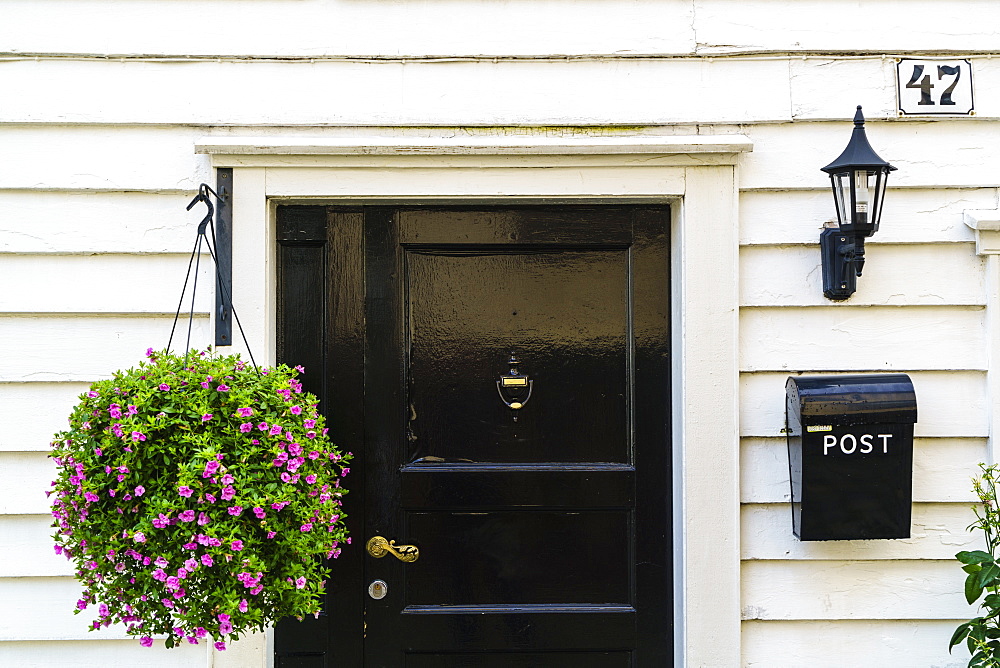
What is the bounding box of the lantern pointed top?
[821,106,896,174]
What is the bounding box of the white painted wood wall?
[2,1,998,666]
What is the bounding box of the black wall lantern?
[820,106,896,300]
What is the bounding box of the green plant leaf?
[960,550,996,565]
[952,622,972,651]
[969,572,987,604]
[979,564,1000,590]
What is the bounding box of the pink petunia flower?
[158,384,170,391]
[217,384,230,392]
[140,636,153,647]
[239,422,252,433]
[201,414,213,422]
[290,405,302,415]
[227,506,243,516]
[134,485,145,496]
[215,641,226,651]
[178,486,193,497]
[200,554,214,567]
[237,407,253,417]
[230,540,244,551]
[221,486,235,501]
[178,510,196,522]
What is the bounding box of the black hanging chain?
[167,184,259,375]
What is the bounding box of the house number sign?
[897,58,974,116]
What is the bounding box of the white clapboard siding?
[740,370,988,438]
[9,0,1000,60]
[0,316,212,382]
[741,437,986,504]
[741,559,969,620]
[739,188,993,246]
[0,126,210,191]
[693,1,1000,55]
[740,306,986,372]
[0,255,213,315]
[742,620,971,668]
[0,577,141,640]
[0,0,695,58]
[0,58,792,126]
[0,191,205,254]
[789,57,898,121]
[4,56,998,127]
[0,382,89,451]
[5,0,1000,61]
[0,452,55,515]
[741,243,984,307]
[789,57,1000,122]
[0,639,206,667]
[741,121,1000,191]
[742,503,984,561]
[0,515,72,577]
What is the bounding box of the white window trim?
[196,131,751,668]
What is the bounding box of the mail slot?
[785,374,917,541]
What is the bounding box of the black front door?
[275,205,671,667]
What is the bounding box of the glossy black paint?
[275,205,671,666]
[786,374,917,541]
[214,168,233,346]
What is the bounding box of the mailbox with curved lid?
[786,374,917,541]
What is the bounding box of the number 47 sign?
[897,58,974,116]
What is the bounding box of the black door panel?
[276,205,671,667]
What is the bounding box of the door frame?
[197,131,751,668]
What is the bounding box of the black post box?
[785,374,917,541]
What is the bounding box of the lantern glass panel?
[830,171,850,228]
[853,169,873,229]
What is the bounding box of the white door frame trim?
[197,131,750,668]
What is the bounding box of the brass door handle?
[366,536,419,563]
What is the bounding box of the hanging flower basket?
[48,348,352,650]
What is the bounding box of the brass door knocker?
[497,352,533,410]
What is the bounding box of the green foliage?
[952,464,1000,667]
[48,348,352,650]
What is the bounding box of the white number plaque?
[897,58,974,116]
